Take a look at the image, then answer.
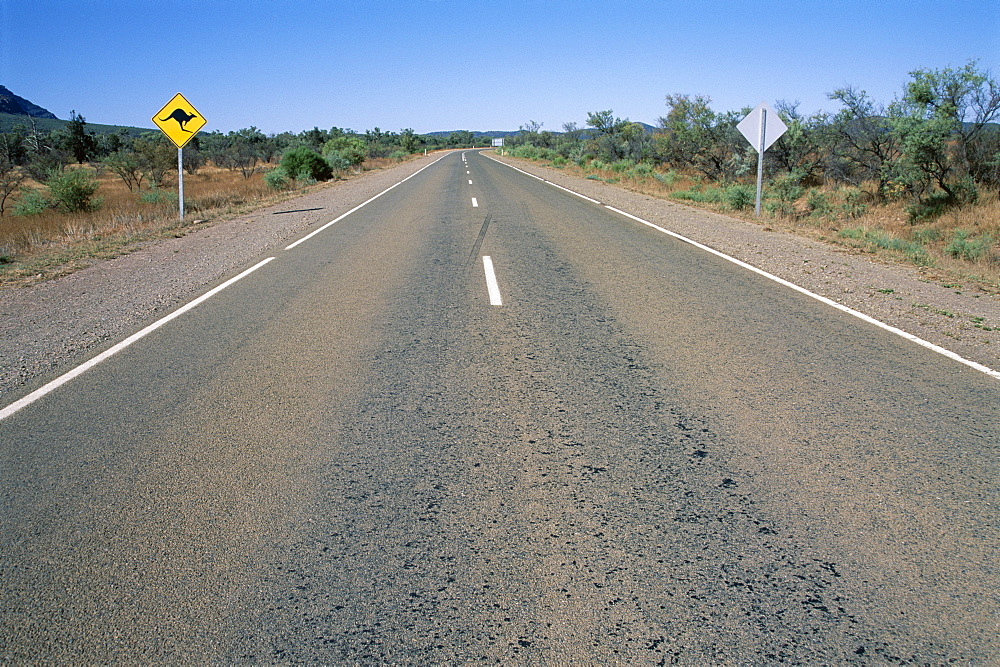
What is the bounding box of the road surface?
[2,151,997,664]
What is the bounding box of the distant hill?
[0,113,151,137]
[425,122,658,139]
[0,85,58,119]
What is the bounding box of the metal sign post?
[152,93,207,220]
[177,148,185,220]
[737,102,787,216]
[755,108,766,216]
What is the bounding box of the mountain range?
[0,85,58,119]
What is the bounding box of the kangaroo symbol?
[159,108,198,132]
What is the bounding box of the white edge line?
[285,152,451,250]
[602,205,1000,380]
[483,255,503,306]
[0,257,278,422]
[487,155,1000,381]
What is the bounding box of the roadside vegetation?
[502,61,1000,290]
[0,119,487,284]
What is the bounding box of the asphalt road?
[1,151,997,664]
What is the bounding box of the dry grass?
[0,158,400,287]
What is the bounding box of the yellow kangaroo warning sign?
[152,93,206,148]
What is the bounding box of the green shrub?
[324,151,352,175]
[46,170,101,212]
[806,189,833,217]
[839,187,868,219]
[654,170,678,186]
[551,156,567,167]
[280,146,332,182]
[671,187,724,204]
[630,163,654,178]
[139,187,176,204]
[723,184,756,211]
[837,227,932,265]
[12,188,50,216]
[322,136,367,166]
[769,171,805,206]
[263,167,291,190]
[906,190,953,222]
[945,230,992,262]
[509,145,540,160]
[389,150,408,161]
[912,227,941,244]
[610,159,635,173]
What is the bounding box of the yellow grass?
[0,158,397,286]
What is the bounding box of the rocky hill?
[0,85,58,119]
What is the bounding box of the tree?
[399,128,419,153]
[827,86,901,197]
[59,111,98,164]
[888,61,999,208]
[0,157,25,215]
[768,101,831,184]
[104,150,146,191]
[226,127,268,178]
[132,133,176,188]
[322,135,367,167]
[655,96,745,179]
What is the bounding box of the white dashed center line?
[472,198,478,207]
[483,256,502,306]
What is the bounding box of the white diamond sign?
[737,102,787,153]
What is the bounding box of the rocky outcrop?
[0,85,58,119]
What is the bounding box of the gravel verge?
[1,150,997,404]
[491,154,1000,376]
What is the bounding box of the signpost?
[152,93,207,220]
[492,137,504,155]
[737,102,787,216]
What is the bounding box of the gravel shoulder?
[1,150,998,403]
[492,154,1000,375]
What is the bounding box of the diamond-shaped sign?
[152,93,206,148]
[737,102,787,153]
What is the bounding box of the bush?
[263,167,291,190]
[324,151,351,175]
[945,230,993,262]
[46,170,101,212]
[280,146,332,182]
[671,186,724,204]
[139,187,176,204]
[12,188,50,216]
[654,170,678,186]
[806,189,833,218]
[630,163,654,178]
[723,183,756,211]
[322,136,367,166]
[839,187,868,219]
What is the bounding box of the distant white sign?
[737,102,787,153]
[492,137,504,147]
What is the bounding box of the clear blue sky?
[4,0,998,135]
